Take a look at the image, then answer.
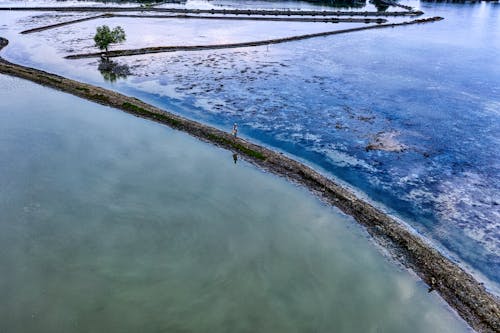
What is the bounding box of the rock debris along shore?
[64,17,444,59]
[0,6,423,17]
[0,36,498,333]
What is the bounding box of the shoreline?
[0,37,498,332]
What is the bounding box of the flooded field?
[0,74,472,332]
[42,16,367,52]
[1,0,498,291]
[0,1,498,330]
[0,0,390,11]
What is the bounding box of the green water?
[0,75,470,332]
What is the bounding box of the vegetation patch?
[91,93,110,103]
[122,101,147,114]
[75,86,90,92]
[122,102,181,127]
[40,75,62,84]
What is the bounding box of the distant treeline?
[56,0,407,11]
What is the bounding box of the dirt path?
[0,37,498,333]
[65,17,443,59]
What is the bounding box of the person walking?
[232,123,238,138]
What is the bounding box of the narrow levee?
[20,13,114,34]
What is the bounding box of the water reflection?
[208,0,372,10]
[98,58,130,82]
[80,1,498,287]
[0,74,470,333]
[370,0,389,11]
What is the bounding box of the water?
[0,0,498,290]
[42,16,366,52]
[0,75,471,332]
[183,0,387,11]
[0,0,387,11]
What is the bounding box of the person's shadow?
[98,58,130,83]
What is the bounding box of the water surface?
[0,0,498,292]
[0,74,471,332]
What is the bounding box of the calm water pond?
[0,75,470,332]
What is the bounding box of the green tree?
[94,25,126,57]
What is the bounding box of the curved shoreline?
[0,6,423,17]
[64,17,443,59]
[0,37,498,332]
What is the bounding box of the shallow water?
[0,0,387,11]
[53,16,366,52]
[0,74,471,332]
[0,0,498,292]
[187,0,387,11]
[0,0,140,7]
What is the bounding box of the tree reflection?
[370,0,389,11]
[98,58,130,83]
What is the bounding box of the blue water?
[114,1,500,287]
[1,0,498,289]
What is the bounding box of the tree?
[94,25,126,57]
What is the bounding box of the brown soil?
[0,37,498,332]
